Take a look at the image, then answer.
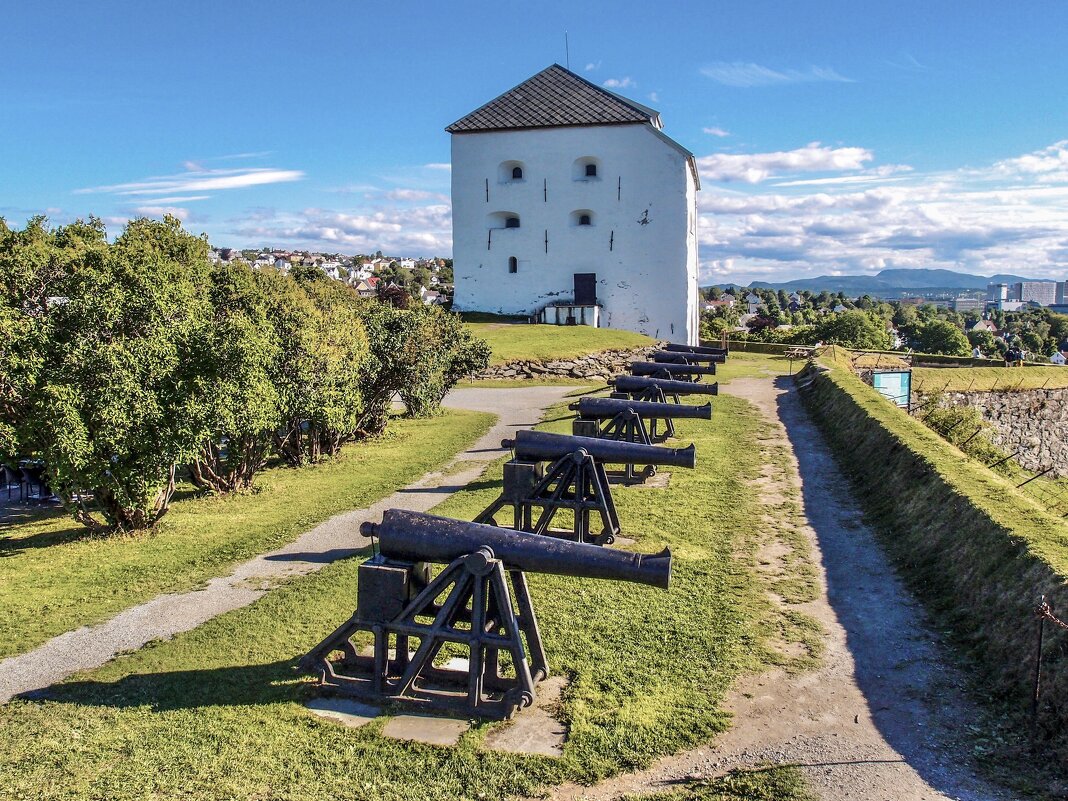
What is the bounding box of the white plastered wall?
[451,123,699,344]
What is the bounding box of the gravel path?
[553,375,1012,801]
[0,385,574,704]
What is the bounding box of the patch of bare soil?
[548,376,1014,801]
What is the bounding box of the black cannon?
[665,343,728,356]
[475,429,695,544]
[630,361,716,381]
[569,396,711,462]
[652,349,726,365]
[301,509,671,720]
[607,375,720,436]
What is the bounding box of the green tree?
[275,272,369,464]
[813,310,891,349]
[29,216,212,532]
[189,261,282,493]
[911,319,970,356]
[399,306,491,416]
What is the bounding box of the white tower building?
[447,64,701,344]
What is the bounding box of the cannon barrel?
[610,375,719,396]
[503,429,696,468]
[630,361,717,377]
[665,343,728,356]
[651,350,726,364]
[361,509,671,589]
[570,397,712,420]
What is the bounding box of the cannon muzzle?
[570,397,712,420]
[610,375,720,396]
[630,361,717,377]
[651,350,726,364]
[665,343,728,356]
[503,429,696,468]
[360,509,671,589]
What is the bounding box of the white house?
[447,64,700,344]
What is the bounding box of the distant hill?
[714,267,1054,296]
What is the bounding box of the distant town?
[207,247,454,306]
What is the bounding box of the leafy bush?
[27,216,212,532]
[190,261,283,492]
[0,216,490,532]
[399,306,491,417]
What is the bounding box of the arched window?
[499,160,526,183]
[573,157,601,181]
[508,256,518,273]
[570,209,595,227]
[505,217,520,229]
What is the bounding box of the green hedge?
[797,357,1068,753]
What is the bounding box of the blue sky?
[3,1,1068,283]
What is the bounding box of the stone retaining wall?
[918,388,1068,475]
[472,346,659,382]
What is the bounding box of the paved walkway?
[0,385,574,703]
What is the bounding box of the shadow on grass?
[35,659,307,711]
[0,506,97,557]
[440,478,502,494]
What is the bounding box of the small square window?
[585,164,597,177]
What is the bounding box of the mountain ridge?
[707,267,1055,295]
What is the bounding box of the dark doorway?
[574,273,597,305]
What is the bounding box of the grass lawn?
[466,319,655,365]
[912,365,1068,393]
[0,410,494,660]
[0,390,815,800]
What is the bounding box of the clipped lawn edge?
[797,353,1068,755]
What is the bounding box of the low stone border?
[472,345,660,381]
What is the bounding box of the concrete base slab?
[305,697,381,728]
[482,676,569,757]
[610,535,636,546]
[382,713,471,746]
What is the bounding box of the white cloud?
[991,140,1068,181]
[147,195,212,203]
[703,126,731,137]
[424,163,452,171]
[380,188,450,202]
[697,142,873,183]
[584,61,601,72]
[700,62,854,88]
[75,167,304,197]
[133,205,189,221]
[648,92,659,103]
[603,77,635,89]
[696,139,1068,284]
[226,203,453,256]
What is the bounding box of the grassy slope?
[0,410,494,660]
[466,320,655,365]
[800,354,1068,779]
[0,372,809,801]
[913,365,1068,393]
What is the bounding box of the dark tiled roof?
[446,64,659,133]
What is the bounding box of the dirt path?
[553,375,1012,801]
[0,385,573,704]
